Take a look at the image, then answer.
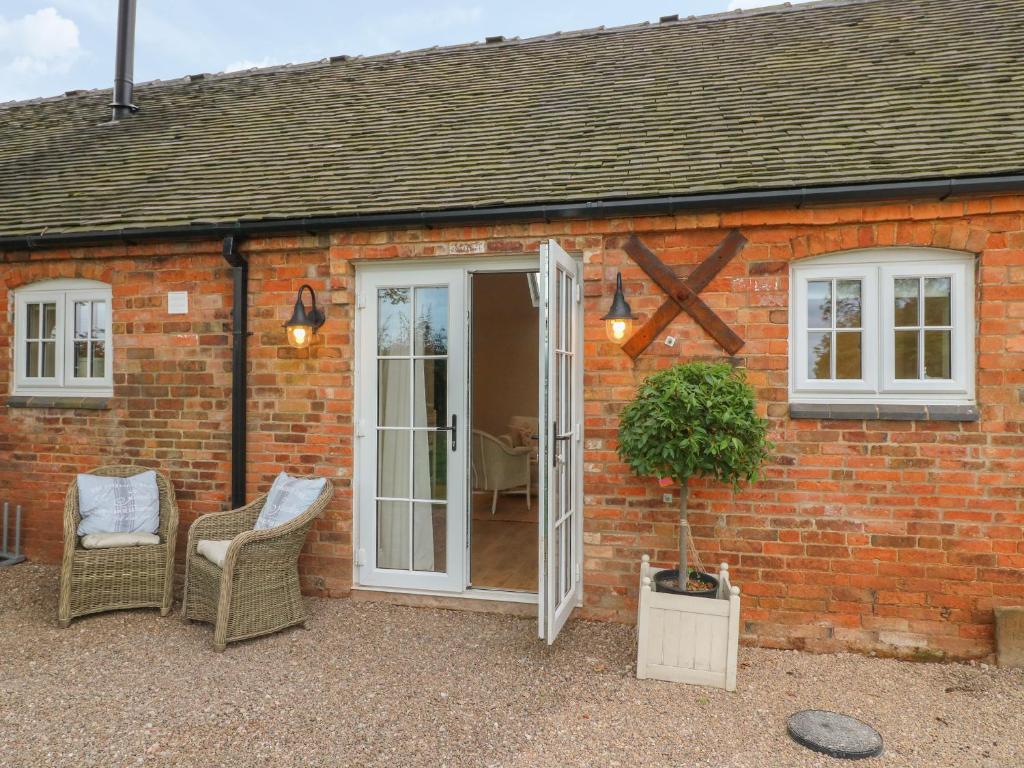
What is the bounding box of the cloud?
[726,0,814,9]
[224,57,282,73]
[0,7,81,75]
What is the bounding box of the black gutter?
[3,174,1024,250]
[222,236,248,509]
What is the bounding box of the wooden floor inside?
[470,491,537,592]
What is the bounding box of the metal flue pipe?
[111,0,138,120]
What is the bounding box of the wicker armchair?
[471,429,533,514]
[58,466,179,627]
[182,479,334,651]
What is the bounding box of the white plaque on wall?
[167,291,188,315]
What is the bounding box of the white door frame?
[352,253,583,613]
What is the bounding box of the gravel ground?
[2,564,1022,768]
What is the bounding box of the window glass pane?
[376,500,410,570]
[92,301,107,338]
[74,341,89,377]
[835,332,862,380]
[412,502,445,572]
[377,288,410,355]
[377,430,410,498]
[835,280,862,328]
[27,304,40,339]
[924,330,951,379]
[43,303,57,339]
[92,341,106,378]
[807,331,831,380]
[894,278,920,327]
[806,281,832,328]
[377,360,411,427]
[26,341,39,377]
[894,330,919,379]
[75,302,90,339]
[414,432,447,500]
[414,287,448,355]
[42,341,56,377]
[924,278,951,326]
[413,359,446,428]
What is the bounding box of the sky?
[0,0,812,103]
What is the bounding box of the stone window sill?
[6,396,111,411]
[789,403,978,422]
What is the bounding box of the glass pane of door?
[376,286,449,574]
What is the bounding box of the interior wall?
[471,272,539,438]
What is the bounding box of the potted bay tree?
[618,362,771,596]
[622,362,771,689]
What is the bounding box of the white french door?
[354,249,584,640]
[537,240,584,644]
[355,266,467,592]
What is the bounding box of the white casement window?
[12,279,113,397]
[790,249,974,405]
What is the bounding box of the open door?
[538,240,584,644]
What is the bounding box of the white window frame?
[790,249,975,406]
[12,279,113,398]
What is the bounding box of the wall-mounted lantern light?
[602,272,635,344]
[284,284,325,349]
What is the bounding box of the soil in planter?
[653,568,718,598]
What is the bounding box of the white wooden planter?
[636,555,741,691]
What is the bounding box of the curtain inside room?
[377,357,435,572]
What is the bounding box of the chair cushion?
[80,532,161,549]
[254,472,326,531]
[197,539,232,568]
[76,470,161,536]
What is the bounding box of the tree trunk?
[678,479,689,589]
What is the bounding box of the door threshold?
[354,584,536,604]
[466,587,538,604]
[351,586,536,617]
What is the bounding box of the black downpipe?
[223,236,248,508]
[110,0,138,121]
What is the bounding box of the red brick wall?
[2,194,1022,660]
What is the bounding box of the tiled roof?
[1,0,1023,238]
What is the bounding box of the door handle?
[553,421,573,441]
[551,422,572,466]
[435,414,457,451]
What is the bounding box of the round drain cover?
[787,710,883,760]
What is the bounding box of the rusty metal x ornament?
[621,230,748,359]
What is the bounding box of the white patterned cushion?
[76,471,160,536]
[197,539,232,568]
[253,472,326,531]
[81,532,160,549]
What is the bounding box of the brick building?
[1,0,1022,659]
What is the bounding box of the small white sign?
[168,291,188,315]
[448,241,486,255]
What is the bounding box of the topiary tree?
[617,362,772,589]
